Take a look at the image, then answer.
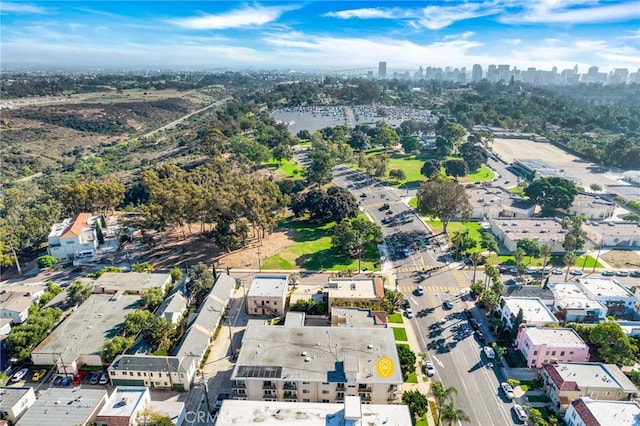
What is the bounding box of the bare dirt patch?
[142,228,296,271]
[600,249,640,268]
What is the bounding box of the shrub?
[37,255,57,269]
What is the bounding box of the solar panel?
[236,366,282,378]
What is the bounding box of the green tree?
[383,288,404,312]
[123,309,156,336]
[480,290,499,313]
[170,267,183,283]
[511,308,524,339]
[563,252,577,282]
[141,287,165,310]
[441,401,471,426]
[67,280,93,305]
[101,336,134,363]
[420,160,442,178]
[443,158,468,180]
[523,177,578,216]
[37,255,57,269]
[590,183,602,192]
[400,135,421,154]
[416,181,471,234]
[136,407,175,426]
[396,344,417,378]
[188,262,214,301]
[0,372,8,386]
[470,252,484,284]
[430,381,459,420]
[389,168,407,181]
[402,389,429,421]
[517,238,541,264]
[132,262,154,273]
[590,322,638,366]
[331,217,382,272]
[480,231,499,253]
[146,317,175,350]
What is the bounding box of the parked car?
[89,371,101,384]
[443,299,453,309]
[402,248,411,258]
[415,286,424,296]
[601,270,615,276]
[551,268,563,275]
[61,376,72,386]
[474,330,485,343]
[513,404,528,422]
[424,361,435,377]
[360,193,367,198]
[500,382,515,400]
[405,307,414,319]
[98,372,109,385]
[464,309,473,319]
[378,203,390,211]
[617,270,629,277]
[498,266,508,273]
[32,369,47,382]
[631,270,640,278]
[469,319,480,330]
[508,267,518,274]
[525,267,537,274]
[53,376,64,386]
[483,346,496,359]
[569,269,583,276]
[11,368,29,382]
[72,370,87,385]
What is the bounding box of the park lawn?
[393,327,408,341]
[263,158,303,178]
[388,312,404,323]
[461,165,495,182]
[509,187,526,197]
[486,254,601,268]
[415,417,429,426]
[408,197,418,208]
[386,155,430,187]
[261,216,379,271]
[406,371,418,383]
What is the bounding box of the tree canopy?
[416,180,471,234]
[524,177,578,216]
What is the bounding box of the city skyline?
[1,1,639,72]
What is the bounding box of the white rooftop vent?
[301,352,308,356]
[367,344,373,349]
[304,357,311,362]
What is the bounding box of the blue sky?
[1,1,638,72]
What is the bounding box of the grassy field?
[261,216,379,271]
[406,371,418,383]
[393,327,408,341]
[461,165,495,182]
[263,157,303,178]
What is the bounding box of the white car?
[424,361,435,377]
[11,368,29,382]
[405,307,414,319]
[500,382,515,400]
[483,346,496,359]
[513,404,528,422]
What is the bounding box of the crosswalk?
[398,284,456,293]
[451,270,469,288]
[395,264,442,273]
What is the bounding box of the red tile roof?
[371,311,388,325]
[543,363,580,391]
[373,276,384,299]
[570,399,600,426]
[61,213,92,238]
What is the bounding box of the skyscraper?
[471,64,483,82]
[378,61,387,79]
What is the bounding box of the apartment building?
[47,213,100,263]
[325,277,384,309]
[246,275,288,316]
[498,297,559,329]
[549,283,607,324]
[515,326,589,368]
[564,397,640,426]
[230,323,403,404]
[575,277,636,317]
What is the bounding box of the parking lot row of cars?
[10,367,108,386]
[498,265,640,278]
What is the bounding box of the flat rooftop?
[16,387,107,426]
[574,398,640,426]
[578,277,635,299]
[216,397,412,426]
[232,324,403,384]
[491,218,566,245]
[549,283,607,310]
[522,327,587,347]
[33,294,141,364]
[0,387,33,411]
[514,158,574,180]
[96,386,148,418]
[331,307,382,328]
[326,277,382,300]
[247,275,288,298]
[502,297,558,324]
[109,355,183,373]
[551,363,637,392]
[466,187,534,213]
[93,272,170,293]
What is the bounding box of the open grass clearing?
[263,157,303,178]
[388,312,404,323]
[406,371,418,383]
[261,216,379,271]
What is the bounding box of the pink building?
[515,326,590,368]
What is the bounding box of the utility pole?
[201,372,212,414]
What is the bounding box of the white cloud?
[620,29,640,40]
[501,1,639,24]
[444,32,476,41]
[169,4,298,30]
[324,8,398,19]
[0,2,48,14]
[414,3,502,30]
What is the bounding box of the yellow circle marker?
[375,356,395,378]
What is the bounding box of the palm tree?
[540,244,552,287]
[441,401,471,425]
[563,252,577,282]
[430,381,459,423]
[470,252,484,285]
[514,248,525,283]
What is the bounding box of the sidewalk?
[387,287,436,425]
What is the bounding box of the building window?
[551,351,556,356]
[303,390,310,394]
[150,373,153,377]
[322,390,329,394]
[302,381,310,384]
[303,399,310,402]
[110,371,115,376]
[533,351,538,356]
[274,302,277,306]
[569,351,574,355]
[266,301,269,304]
[322,382,329,385]
[129,372,134,376]
[322,399,330,403]
[138,372,141,376]
[165,382,168,386]
[143,372,146,377]
[560,351,565,356]
[254,309,258,313]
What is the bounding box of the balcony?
[359,394,372,402]
[283,392,297,400]
[232,382,246,388]
[263,392,275,399]
[336,384,346,390]
[262,382,276,389]
[358,386,372,393]
[283,382,297,390]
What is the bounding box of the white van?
[76,250,94,259]
[483,346,495,359]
